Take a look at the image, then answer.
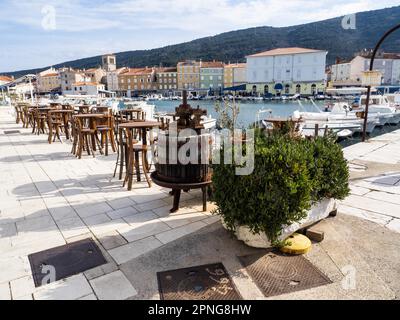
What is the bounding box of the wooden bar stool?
[123,128,152,189]
[97,110,117,156]
[14,105,24,124]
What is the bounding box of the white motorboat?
[358,94,400,125]
[294,100,364,137]
[299,122,360,138]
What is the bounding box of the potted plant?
[212,129,350,248]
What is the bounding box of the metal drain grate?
[29,239,107,287]
[239,251,332,298]
[157,263,242,300]
[3,130,21,135]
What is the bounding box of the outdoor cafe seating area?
[13,102,160,192]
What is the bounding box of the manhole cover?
[239,252,332,298]
[3,130,20,135]
[29,239,107,287]
[157,263,242,300]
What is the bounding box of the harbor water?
[152,99,325,128]
[152,99,400,146]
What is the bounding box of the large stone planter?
[222,198,337,248]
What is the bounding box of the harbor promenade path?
[0,105,399,300]
[341,131,400,233]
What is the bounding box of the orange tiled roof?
[72,82,100,86]
[247,47,325,57]
[177,61,200,66]
[157,67,177,73]
[201,61,224,68]
[121,68,154,76]
[0,75,13,82]
[225,63,246,68]
[41,73,59,77]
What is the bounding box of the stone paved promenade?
[341,131,400,233]
[0,106,218,300]
[0,106,399,300]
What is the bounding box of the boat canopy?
[274,83,283,90]
[223,84,247,91]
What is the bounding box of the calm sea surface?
[152,99,400,146]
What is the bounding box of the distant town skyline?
[0,0,397,72]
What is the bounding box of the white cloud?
[0,0,397,33]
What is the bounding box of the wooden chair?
[32,109,47,135]
[47,112,65,144]
[74,117,103,159]
[22,106,34,128]
[77,105,90,114]
[14,104,24,124]
[96,110,117,156]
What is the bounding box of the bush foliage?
[212,130,350,245]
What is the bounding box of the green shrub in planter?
[304,134,350,201]
[212,130,350,245]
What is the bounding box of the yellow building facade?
[246,81,325,96]
[177,61,200,90]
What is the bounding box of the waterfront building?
[84,67,106,85]
[331,52,400,88]
[36,68,60,94]
[177,61,201,91]
[246,47,327,96]
[106,67,129,93]
[0,75,13,86]
[200,61,224,95]
[60,68,91,95]
[224,63,247,90]
[71,82,105,96]
[118,67,157,97]
[155,67,178,94]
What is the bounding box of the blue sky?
[0,0,398,72]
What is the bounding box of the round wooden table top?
[119,121,161,129]
[73,113,106,118]
[49,110,75,113]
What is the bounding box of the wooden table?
[118,121,161,190]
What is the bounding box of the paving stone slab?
[386,219,400,233]
[90,270,137,300]
[341,195,400,219]
[0,282,11,300]
[33,274,93,300]
[108,237,163,265]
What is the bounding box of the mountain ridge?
[3,5,400,77]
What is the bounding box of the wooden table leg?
[127,150,133,191]
[142,128,151,171]
[48,120,53,144]
[202,186,207,212]
[171,189,181,213]
[64,114,70,140]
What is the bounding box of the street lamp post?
[362,23,400,142]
